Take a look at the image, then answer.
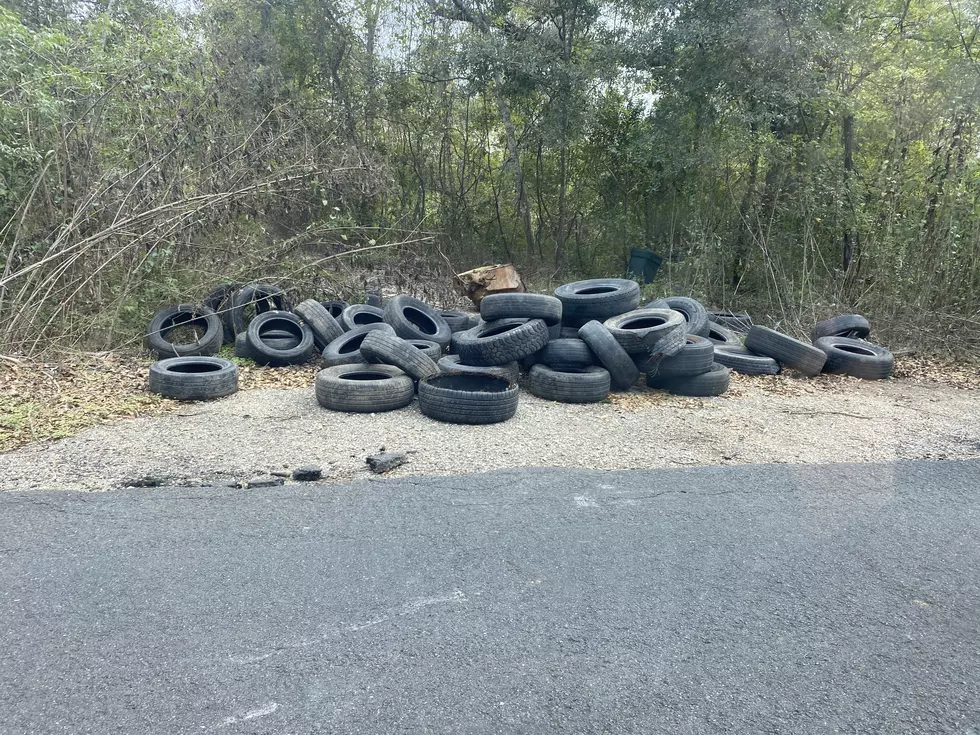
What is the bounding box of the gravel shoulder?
[1,368,979,491]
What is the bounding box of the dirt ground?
[0,353,978,492]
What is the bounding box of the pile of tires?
[146,278,896,412]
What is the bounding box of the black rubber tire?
[437,355,520,383]
[706,321,743,348]
[713,346,781,375]
[480,293,563,326]
[321,323,396,367]
[812,314,872,341]
[418,373,519,424]
[314,363,415,413]
[341,304,386,331]
[646,335,714,378]
[548,322,561,341]
[202,283,242,343]
[146,303,223,358]
[647,362,731,396]
[539,338,595,369]
[577,320,640,391]
[453,318,550,366]
[383,295,452,349]
[365,289,383,307]
[320,300,350,320]
[527,365,610,403]
[707,310,753,334]
[554,279,641,327]
[814,337,894,380]
[438,310,473,332]
[246,311,315,366]
[294,299,345,350]
[644,296,710,337]
[240,328,301,353]
[408,339,442,360]
[559,326,580,339]
[229,283,288,337]
[745,326,827,377]
[603,308,687,356]
[148,357,238,400]
[360,330,440,381]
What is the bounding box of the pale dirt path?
[1,372,978,491]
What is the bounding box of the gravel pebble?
[1,378,978,492]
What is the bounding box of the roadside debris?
[366,451,408,474]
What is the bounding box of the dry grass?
[1,350,977,454]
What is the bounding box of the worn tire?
[238,328,302,355]
[527,365,610,403]
[294,299,345,350]
[246,311,315,366]
[559,326,580,339]
[554,279,641,327]
[604,308,687,356]
[814,337,894,380]
[437,355,520,383]
[408,339,443,360]
[360,330,440,381]
[320,300,350,321]
[577,320,640,391]
[438,310,473,332]
[202,283,242,343]
[341,304,386,331]
[713,346,781,375]
[383,295,452,349]
[480,293,562,326]
[707,310,753,334]
[148,357,238,400]
[315,363,414,413]
[812,314,872,341]
[745,326,827,376]
[646,335,714,378]
[229,283,288,337]
[146,303,223,358]
[648,362,731,396]
[539,338,595,369]
[453,318,550,366]
[418,372,519,424]
[706,321,743,348]
[548,322,562,341]
[321,323,396,367]
[233,332,254,359]
[644,296,710,337]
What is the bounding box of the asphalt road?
[2,460,979,734]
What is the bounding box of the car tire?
[577,320,639,391]
[146,304,224,358]
[383,295,453,349]
[418,372,519,424]
[453,318,550,366]
[645,335,714,378]
[604,308,687,356]
[647,362,731,396]
[814,336,894,380]
[148,357,238,400]
[539,338,595,369]
[321,323,396,366]
[812,314,872,341]
[340,304,386,331]
[360,330,440,381]
[229,283,289,337]
[437,355,520,383]
[246,311,315,366]
[707,310,753,333]
[315,363,415,413]
[643,296,710,337]
[706,321,743,348]
[480,293,563,326]
[294,299,345,350]
[527,364,611,403]
[554,278,641,327]
[408,339,443,360]
[713,346,781,375]
[745,326,827,376]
